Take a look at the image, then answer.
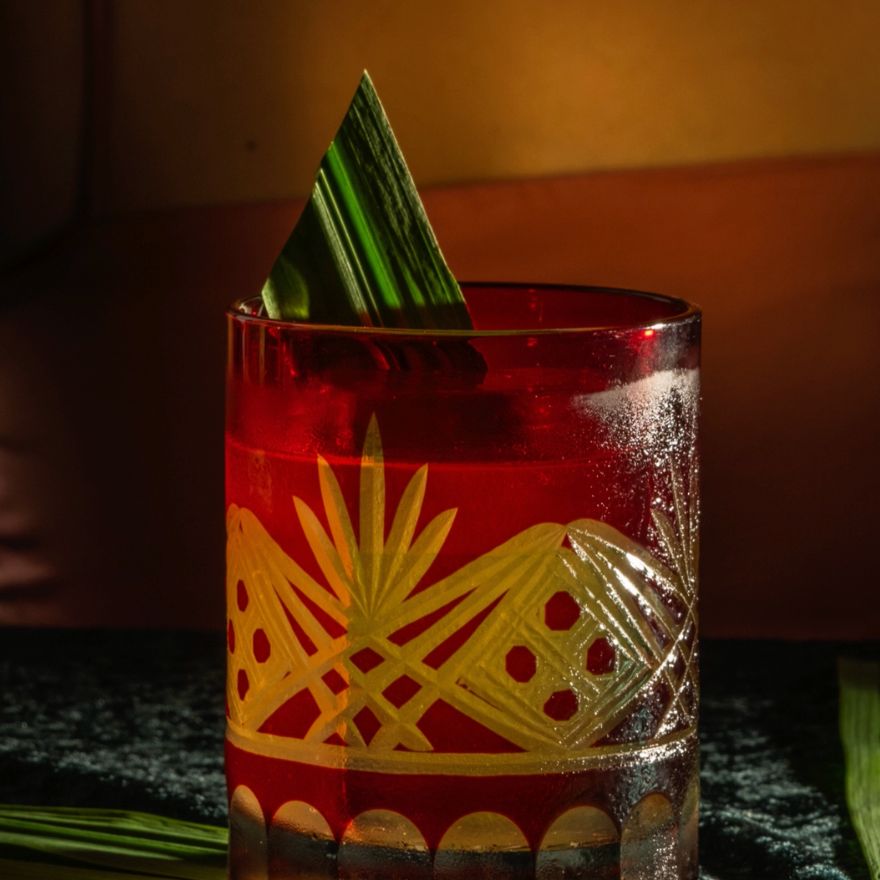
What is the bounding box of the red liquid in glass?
[225,285,700,879]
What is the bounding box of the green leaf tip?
[262,72,472,329]
[839,658,880,879]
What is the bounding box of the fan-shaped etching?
[227,416,698,771]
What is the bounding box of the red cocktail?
[226,283,701,879]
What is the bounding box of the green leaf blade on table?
[262,71,472,330]
[0,857,214,880]
[839,659,880,879]
[0,805,226,880]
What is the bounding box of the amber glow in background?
[2,2,880,636]
[5,0,880,242]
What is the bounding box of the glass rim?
[227,281,701,338]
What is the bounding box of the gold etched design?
[227,416,698,768]
[268,802,335,879]
[342,810,429,852]
[225,723,695,775]
[537,807,621,879]
[438,812,530,853]
[620,794,679,880]
[540,806,619,849]
[229,786,268,880]
[339,811,431,880]
[435,814,531,880]
[649,463,700,737]
[272,801,333,840]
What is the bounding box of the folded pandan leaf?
[262,71,471,329]
[838,659,880,878]
[0,805,226,879]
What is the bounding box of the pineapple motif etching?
[226,416,698,770]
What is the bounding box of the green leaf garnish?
[0,805,226,879]
[261,71,471,329]
[839,659,880,878]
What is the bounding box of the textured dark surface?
[0,630,874,879]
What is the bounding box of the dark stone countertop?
[0,630,874,879]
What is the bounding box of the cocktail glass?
[225,283,701,879]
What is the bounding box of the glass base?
[228,761,698,879]
[230,828,697,879]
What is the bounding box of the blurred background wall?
[6,0,880,242]
[2,1,879,636]
[0,0,82,260]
